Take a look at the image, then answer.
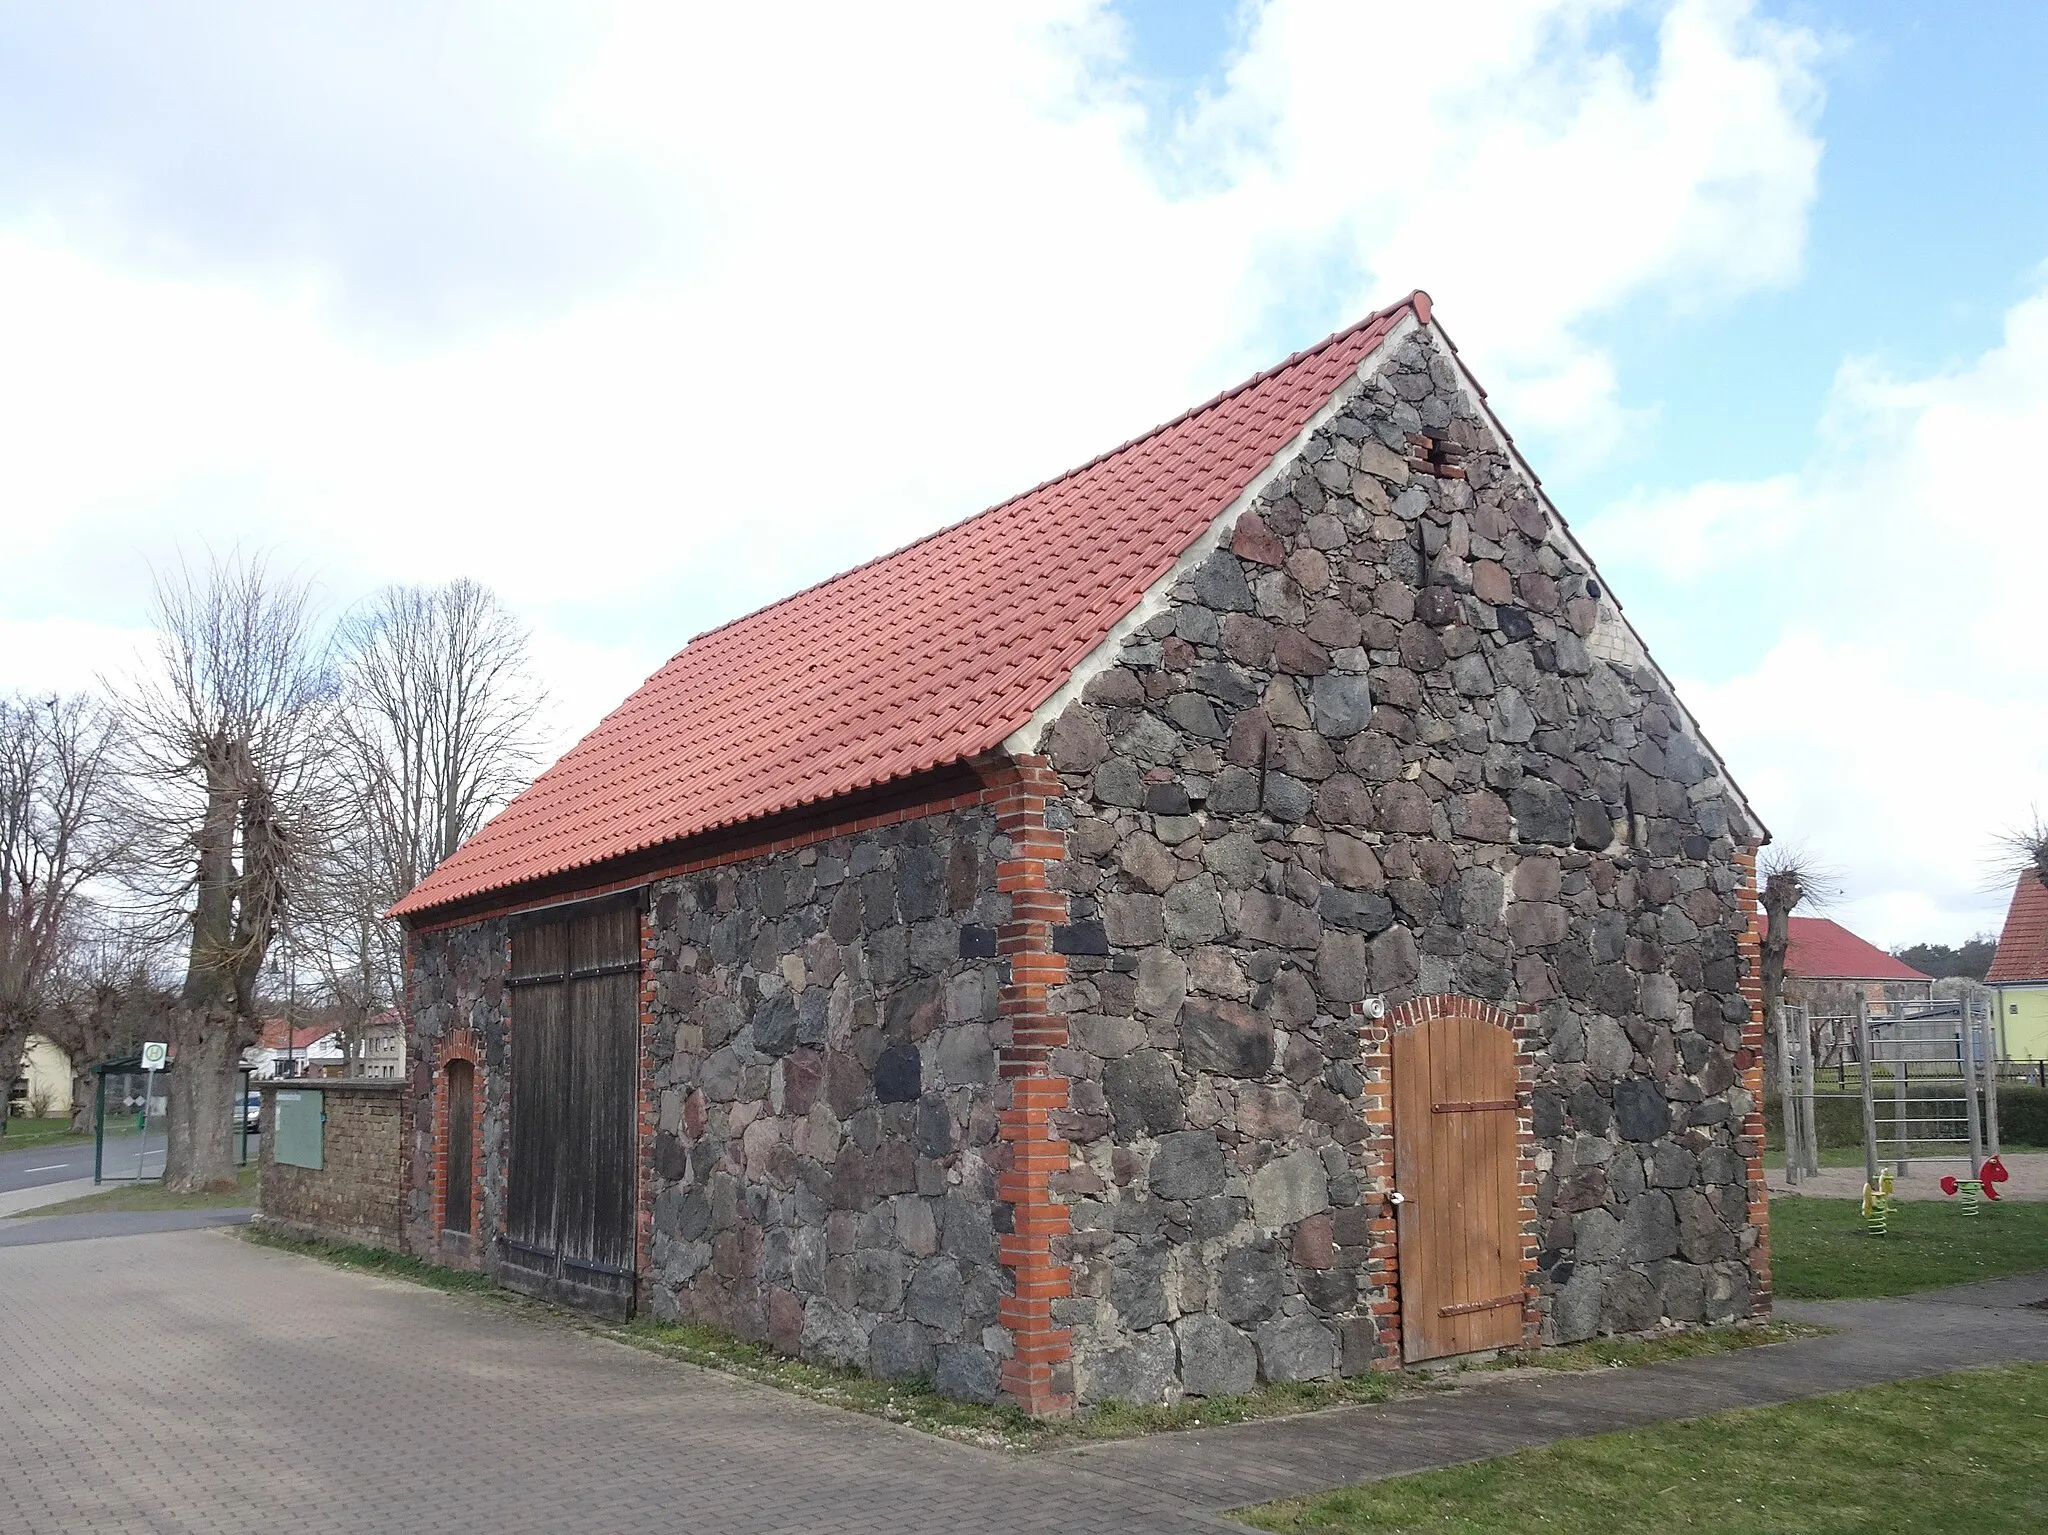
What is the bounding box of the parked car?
[235,1092,262,1134]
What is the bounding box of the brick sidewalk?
[4,1228,2045,1533]
[0,1230,1228,1534]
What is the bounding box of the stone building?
[391,292,1772,1416]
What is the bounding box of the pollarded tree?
[1757,848,1810,1026]
[1997,811,2048,893]
[1757,846,1842,1067]
[119,556,336,1191]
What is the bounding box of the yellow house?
[1988,875,2048,1064]
[7,1035,74,1119]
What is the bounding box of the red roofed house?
[245,1020,346,1079]
[391,294,1770,1414]
[1782,916,1934,1010]
[1988,875,2048,1062]
[245,1013,408,1081]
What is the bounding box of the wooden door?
[444,1060,473,1235]
[1392,1011,1523,1361]
[503,899,640,1316]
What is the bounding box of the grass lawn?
[0,1117,90,1151]
[1239,1364,2048,1533]
[11,1163,257,1218]
[1771,1196,2048,1299]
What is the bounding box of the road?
[0,1128,158,1193]
[0,1125,256,1194]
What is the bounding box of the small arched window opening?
[444,1060,475,1236]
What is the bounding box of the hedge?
[1763,1085,2048,1151]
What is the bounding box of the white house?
[244,1014,406,1080]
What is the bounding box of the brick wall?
[257,1080,406,1250]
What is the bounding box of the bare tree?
[304,579,543,1037]
[118,556,335,1190]
[41,932,173,1134]
[294,832,399,1077]
[0,693,125,1140]
[335,578,545,893]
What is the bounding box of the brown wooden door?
[444,1060,473,1235]
[1392,1010,1523,1361]
[503,899,640,1316]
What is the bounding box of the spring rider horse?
[1940,1154,2010,1216]
[1861,1167,1895,1235]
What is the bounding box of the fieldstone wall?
[257,1080,405,1250]
[642,808,1014,1402]
[403,917,510,1264]
[1035,325,1765,1402]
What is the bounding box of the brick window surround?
[433,1030,484,1261]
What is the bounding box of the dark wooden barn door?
[1392,1011,1523,1362]
[503,900,639,1316]
[444,1060,473,1235]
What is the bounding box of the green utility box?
[274,1089,325,1170]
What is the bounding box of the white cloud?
[1584,473,1804,575]
[0,617,153,699]
[1631,281,2048,946]
[0,1,1826,754]
[1180,0,1824,460]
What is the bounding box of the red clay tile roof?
[1784,916,1931,983]
[1987,876,2048,983]
[254,1020,340,1053]
[392,295,1425,918]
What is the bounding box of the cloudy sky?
[2,0,2042,948]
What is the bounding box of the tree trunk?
[0,1012,33,1143]
[68,1063,96,1135]
[162,1007,241,1192]
[166,748,245,1191]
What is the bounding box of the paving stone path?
[3,1228,2043,1534]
